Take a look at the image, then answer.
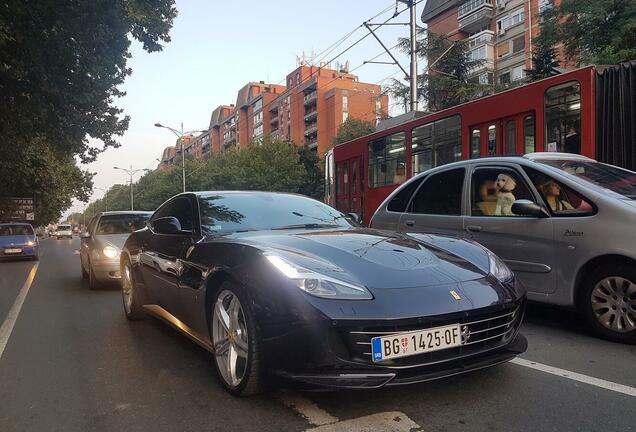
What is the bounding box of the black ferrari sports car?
[120,191,527,396]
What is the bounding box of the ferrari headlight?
[486,249,514,282]
[265,254,372,300]
[103,246,119,259]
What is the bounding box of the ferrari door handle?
[404,220,415,227]
[466,225,482,233]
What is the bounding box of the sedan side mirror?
[152,216,192,235]
[347,212,363,225]
[80,231,91,239]
[511,199,550,218]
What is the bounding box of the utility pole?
[364,0,419,112]
[407,0,418,111]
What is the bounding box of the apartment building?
[422,0,560,86]
[208,65,388,158]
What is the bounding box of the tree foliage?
[332,118,376,147]
[81,137,318,220]
[389,31,489,112]
[542,0,636,65]
[527,14,560,81]
[0,0,177,224]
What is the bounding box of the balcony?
[304,108,318,122]
[304,123,318,137]
[270,116,279,125]
[458,0,493,33]
[304,91,317,105]
[468,30,494,49]
[305,138,318,149]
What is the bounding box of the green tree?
[332,118,376,147]
[527,16,560,81]
[391,31,489,111]
[297,146,324,201]
[0,0,177,223]
[543,0,636,65]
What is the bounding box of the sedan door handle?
[466,225,482,233]
[404,220,415,227]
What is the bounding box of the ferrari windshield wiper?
[272,223,339,230]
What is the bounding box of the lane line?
[278,393,339,426]
[511,357,636,398]
[306,411,422,432]
[0,262,40,360]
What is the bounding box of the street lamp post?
[113,166,151,211]
[154,123,207,193]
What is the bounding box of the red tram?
[325,63,635,223]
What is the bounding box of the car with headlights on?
[0,223,39,260]
[55,224,73,239]
[80,211,151,289]
[120,191,527,396]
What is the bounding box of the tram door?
[469,112,535,157]
[335,157,364,218]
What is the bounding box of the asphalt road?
[0,238,634,432]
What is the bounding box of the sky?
[66,0,418,216]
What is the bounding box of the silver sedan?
[370,153,636,344]
[80,211,151,289]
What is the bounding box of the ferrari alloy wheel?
[211,283,262,396]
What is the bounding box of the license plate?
[371,324,462,362]
[4,248,22,254]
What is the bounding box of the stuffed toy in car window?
[494,173,517,216]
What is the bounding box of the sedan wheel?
[121,261,144,320]
[583,264,636,344]
[211,285,262,396]
[591,276,636,333]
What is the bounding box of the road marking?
[306,411,422,432]
[0,262,40,360]
[279,393,423,431]
[511,357,636,398]
[278,393,338,426]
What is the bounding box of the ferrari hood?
[238,228,489,289]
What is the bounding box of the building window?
[512,36,525,53]
[253,110,263,126]
[368,132,406,188]
[511,65,525,81]
[253,99,263,111]
[544,81,581,153]
[524,114,535,154]
[342,95,348,111]
[342,111,349,122]
[497,41,510,58]
[253,124,263,138]
[499,71,511,85]
[468,45,486,61]
[511,9,525,26]
[539,0,552,14]
[411,115,462,175]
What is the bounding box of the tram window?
[343,163,349,194]
[487,125,496,155]
[524,115,535,153]
[471,129,481,159]
[368,132,406,188]
[411,115,461,175]
[545,81,581,154]
[336,163,342,195]
[506,120,516,154]
[351,160,357,194]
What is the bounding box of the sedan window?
[408,168,465,215]
[198,193,354,235]
[523,166,594,216]
[387,178,423,213]
[471,167,534,216]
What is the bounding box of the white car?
[55,224,73,239]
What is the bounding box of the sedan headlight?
[25,240,35,246]
[102,246,119,259]
[486,249,514,282]
[265,254,372,300]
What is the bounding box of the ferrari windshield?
[198,193,355,235]
[539,159,636,199]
